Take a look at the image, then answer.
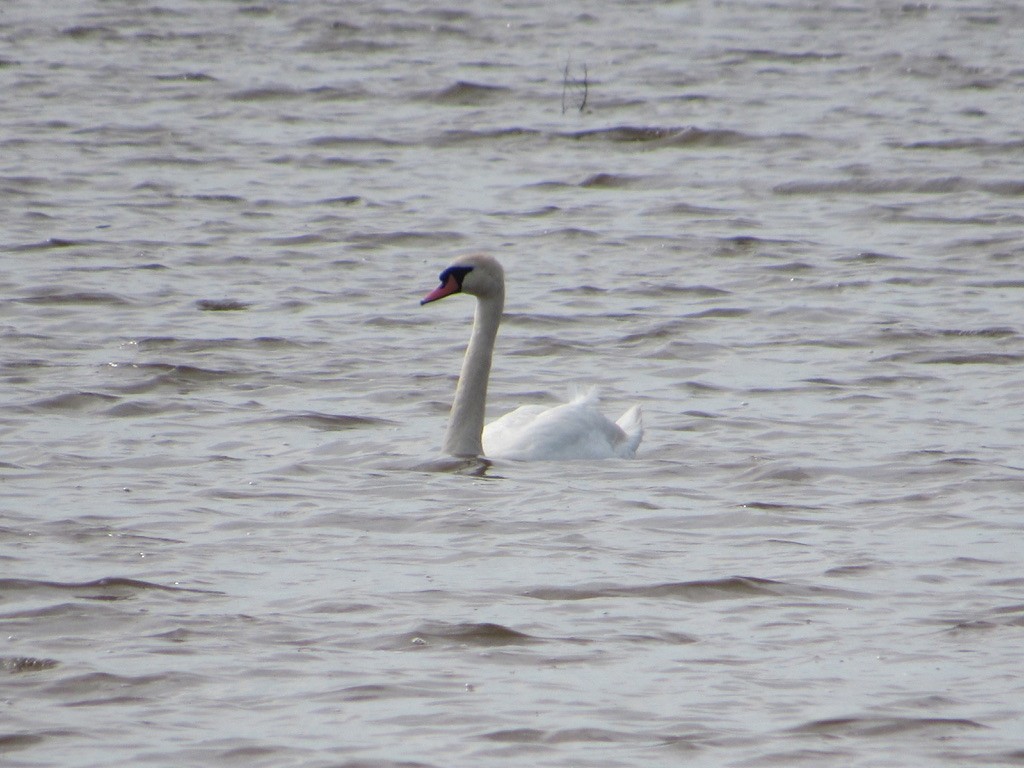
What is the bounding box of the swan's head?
[421,254,504,305]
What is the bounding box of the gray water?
[3,1,1024,766]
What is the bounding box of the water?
[3,1,1024,766]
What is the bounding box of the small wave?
[621,630,699,645]
[645,284,731,298]
[789,715,986,737]
[260,411,395,431]
[334,683,436,702]
[0,733,51,752]
[1,656,60,674]
[506,337,591,357]
[856,374,935,387]
[523,576,856,602]
[8,238,100,252]
[307,85,369,101]
[578,173,646,188]
[108,363,244,395]
[226,86,305,101]
[837,251,904,263]
[305,135,407,148]
[62,25,120,40]
[921,353,1024,365]
[195,298,250,311]
[270,153,392,169]
[738,462,815,483]
[557,125,755,146]
[186,193,245,204]
[551,284,607,296]
[894,138,1024,153]
[480,728,546,743]
[430,127,543,146]
[530,226,602,240]
[133,336,297,352]
[648,201,733,216]
[43,670,174,699]
[16,290,132,306]
[726,48,843,63]
[969,279,1024,289]
[344,230,464,248]
[424,80,511,105]
[682,380,732,394]
[153,71,217,82]
[712,235,793,256]
[129,154,206,166]
[317,195,362,205]
[29,392,118,412]
[825,564,877,577]
[685,307,750,319]
[618,316,708,342]
[261,233,326,246]
[940,603,1024,633]
[392,621,537,649]
[298,37,397,55]
[102,401,172,417]
[766,260,816,273]
[981,180,1024,196]
[741,500,824,513]
[482,727,640,744]
[938,327,1018,339]
[0,577,220,600]
[775,176,1024,196]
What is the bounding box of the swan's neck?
[443,290,503,457]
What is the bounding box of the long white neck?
[443,289,504,457]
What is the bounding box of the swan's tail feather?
[615,405,643,457]
[568,385,600,405]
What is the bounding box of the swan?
[421,254,642,461]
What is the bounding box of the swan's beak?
[421,274,461,305]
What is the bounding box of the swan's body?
[421,254,642,461]
[483,389,643,461]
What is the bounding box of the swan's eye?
[422,264,476,305]
[439,265,473,287]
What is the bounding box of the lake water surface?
[2,1,1024,766]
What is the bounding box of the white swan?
[421,254,642,461]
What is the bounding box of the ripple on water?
[522,576,863,603]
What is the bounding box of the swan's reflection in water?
[407,456,497,477]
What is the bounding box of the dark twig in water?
[561,58,588,114]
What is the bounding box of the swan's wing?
[485,404,550,433]
[615,405,643,457]
[482,405,549,457]
[483,398,641,460]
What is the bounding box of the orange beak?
[421,274,462,305]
